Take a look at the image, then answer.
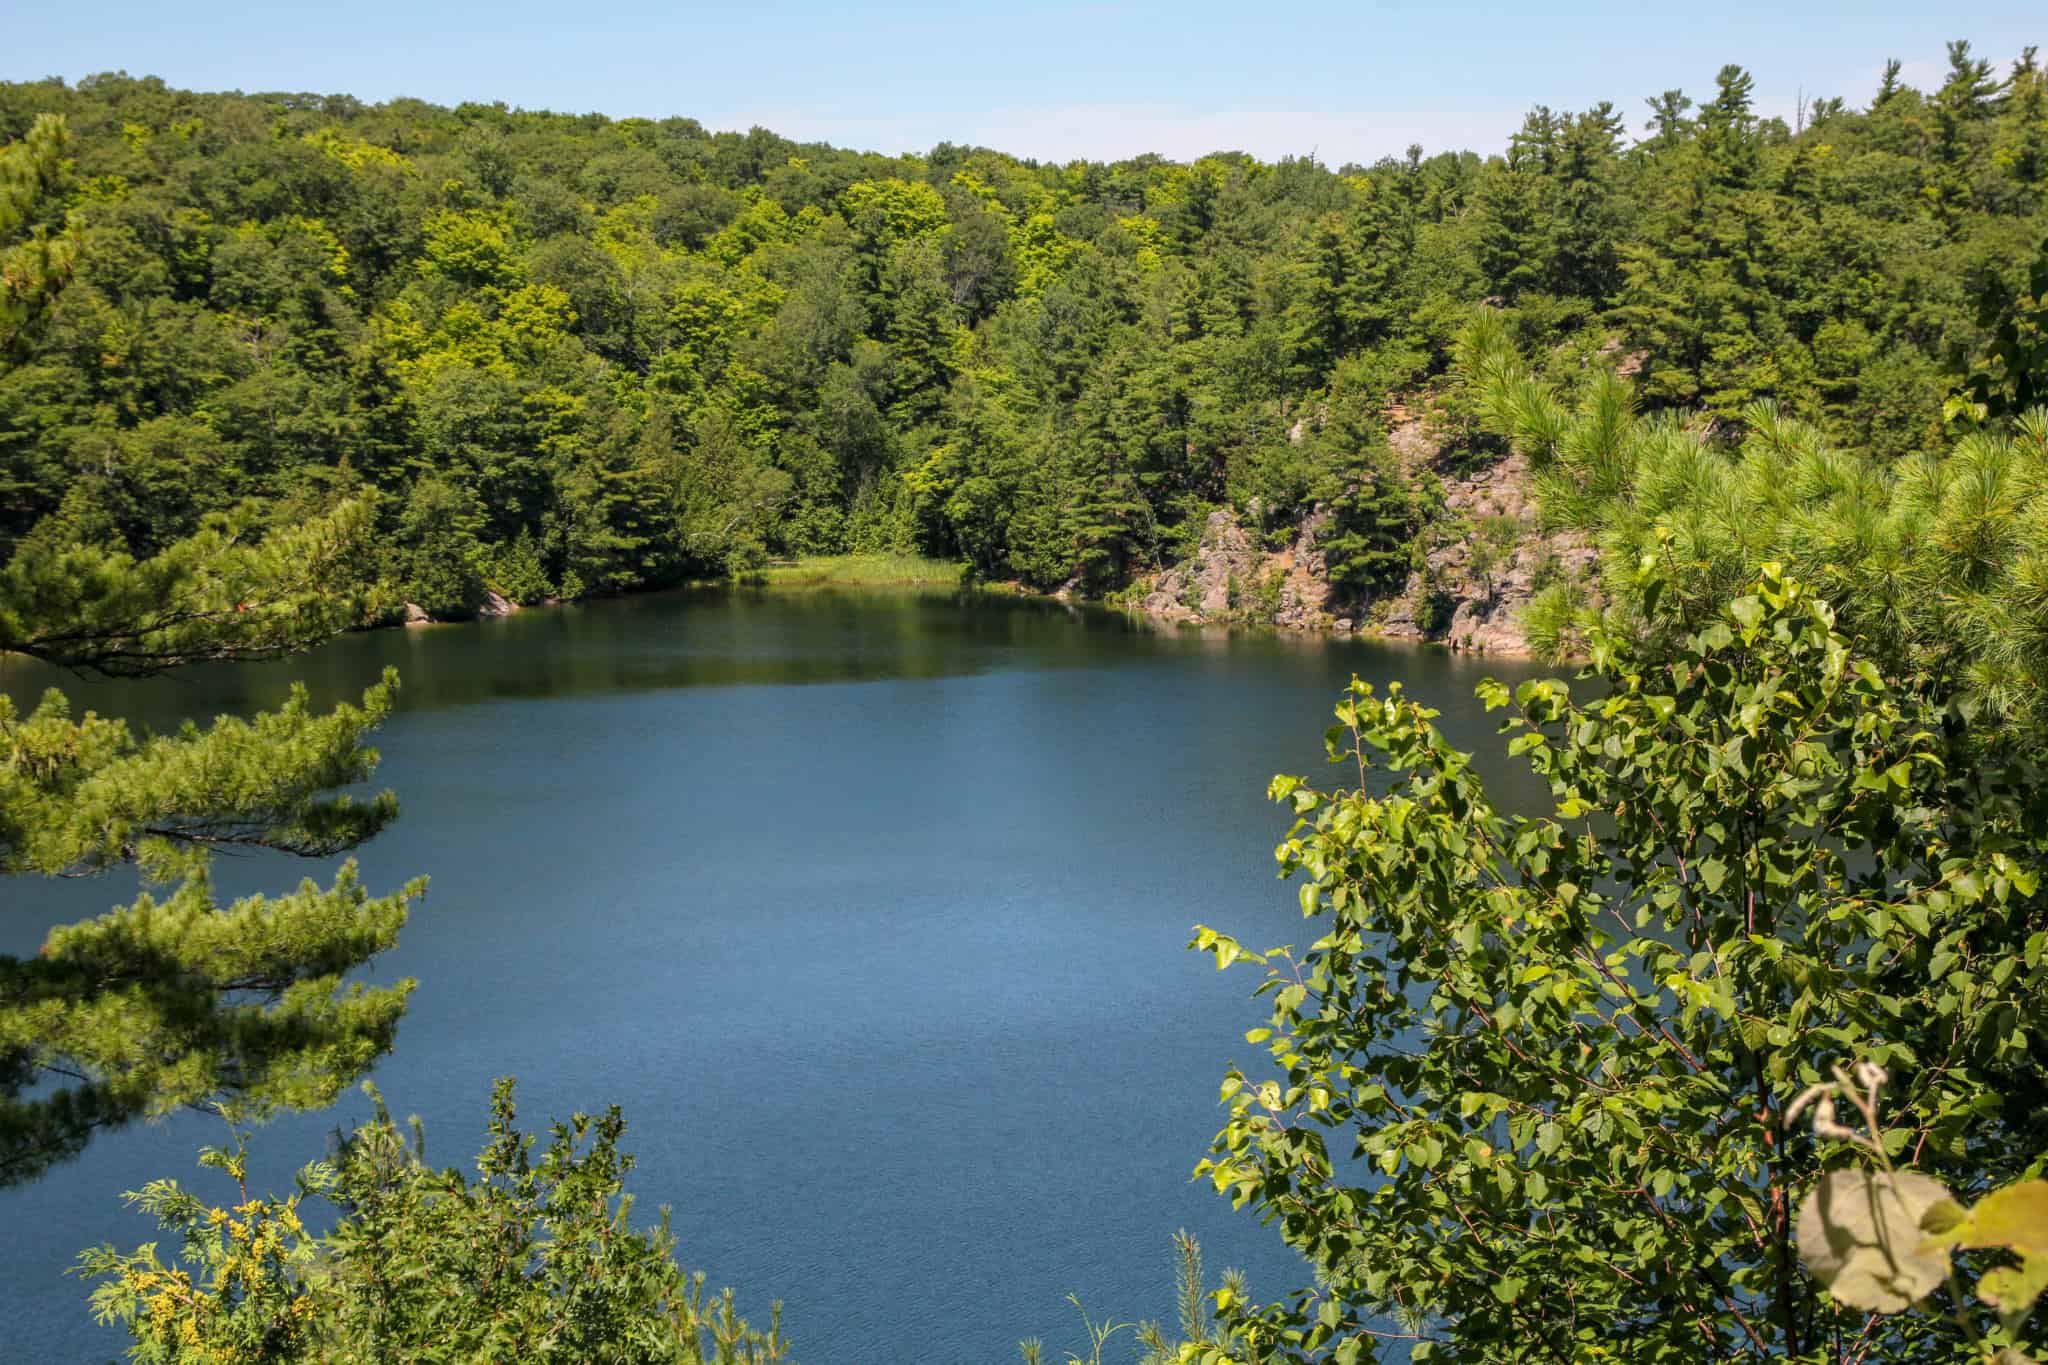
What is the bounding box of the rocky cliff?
[1131,418,1597,656]
[1138,505,1337,632]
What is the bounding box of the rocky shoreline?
[1129,418,1598,657]
[400,588,525,626]
[392,418,1599,657]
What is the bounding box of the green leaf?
[1981,1259,2048,1321]
[1947,1181,2048,1257]
[1921,1180,2048,1323]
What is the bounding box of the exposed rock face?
[401,591,522,626]
[1129,416,1597,656]
[1270,508,1335,630]
[1140,510,1258,622]
[1138,508,1335,629]
[1375,449,1599,655]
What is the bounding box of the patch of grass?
[747,553,966,589]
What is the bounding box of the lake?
[0,587,1549,1363]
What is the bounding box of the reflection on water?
[1,586,1535,727]
[2,589,1222,718]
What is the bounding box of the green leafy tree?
[1192,567,2047,1361]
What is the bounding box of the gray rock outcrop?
[1129,415,1599,656]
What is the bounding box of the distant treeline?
[1,45,2044,616]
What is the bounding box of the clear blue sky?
[5,2,2040,164]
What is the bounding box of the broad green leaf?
[1920,1180,2048,1324]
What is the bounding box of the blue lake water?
[0,587,1547,1363]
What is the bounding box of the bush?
[80,1081,790,1364]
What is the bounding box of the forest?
[1,45,2043,622]
[4,35,2048,1365]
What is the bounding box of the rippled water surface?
[1,588,1549,1363]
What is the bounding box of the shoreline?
[382,564,1548,661]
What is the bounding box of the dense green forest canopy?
[1,43,2043,620]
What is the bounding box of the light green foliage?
[839,177,949,250]
[1193,567,2047,1361]
[0,666,420,1188]
[418,208,525,289]
[0,673,399,880]
[80,1080,790,1363]
[747,551,962,588]
[0,113,77,355]
[1009,212,1084,300]
[1464,315,2048,728]
[5,865,416,1190]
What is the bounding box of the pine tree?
[1,139,422,1188]
[1473,110,1559,304]
[1464,317,2048,729]
[0,114,76,358]
[1309,389,1423,602]
[877,236,959,428]
[0,513,424,1186]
